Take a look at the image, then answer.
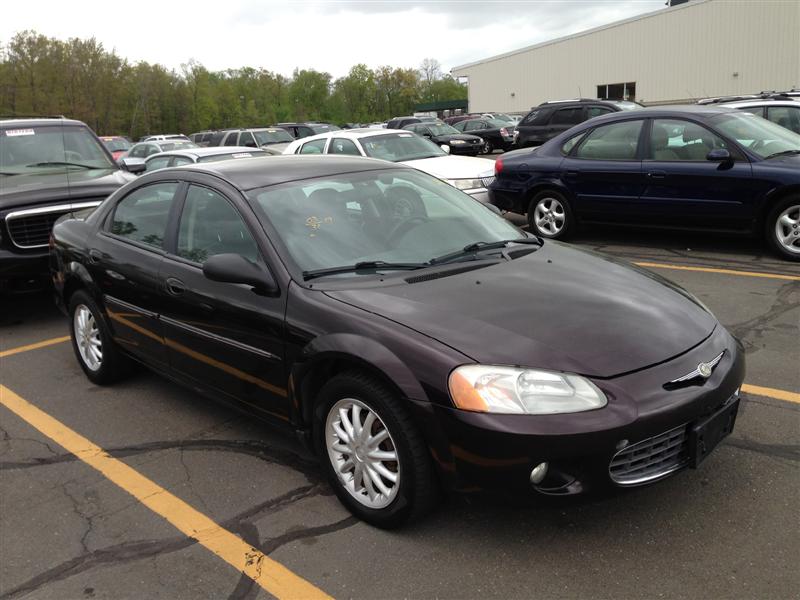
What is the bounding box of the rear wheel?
[481,139,494,155]
[314,372,437,528]
[766,196,800,261]
[69,290,131,384]
[527,190,575,239]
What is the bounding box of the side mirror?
[203,253,277,295]
[706,148,732,162]
[440,144,451,154]
[120,157,145,174]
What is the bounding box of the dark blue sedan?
[489,106,800,261]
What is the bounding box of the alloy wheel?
[325,398,400,509]
[534,197,566,236]
[774,204,800,255]
[73,304,102,371]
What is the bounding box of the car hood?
[325,243,717,379]
[760,152,800,167]
[433,134,483,144]
[401,154,495,179]
[0,168,134,210]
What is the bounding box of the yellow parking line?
[0,335,70,359]
[633,261,800,282]
[742,384,800,405]
[0,385,332,600]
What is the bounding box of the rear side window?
[767,106,800,133]
[223,132,239,147]
[587,106,614,119]
[299,139,326,154]
[574,120,643,160]
[519,110,540,125]
[172,156,193,166]
[110,182,179,249]
[550,108,584,126]
[208,131,225,146]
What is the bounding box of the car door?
[637,118,754,228]
[158,180,289,421]
[560,118,646,222]
[88,180,182,369]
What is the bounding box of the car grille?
[609,424,689,486]
[481,176,495,187]
[5,201,103,249]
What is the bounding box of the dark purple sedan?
[51,155,744,528]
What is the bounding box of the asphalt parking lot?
[1,231,798,600]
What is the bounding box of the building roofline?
[450,0,711,73]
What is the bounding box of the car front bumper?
[0,246,50,290]
[411,326,745,495]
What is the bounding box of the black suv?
[514,99,641,148]
[0,117,134,291]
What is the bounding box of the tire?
[527,189,575,240]
[765,196,800,261]
[68,290,131,384]
[481,139,494,155]
[313,371,437,528]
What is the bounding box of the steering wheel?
[388,216,429,244]
[749,139,764,152]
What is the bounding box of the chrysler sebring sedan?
[51,156,744,528]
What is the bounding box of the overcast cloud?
[3,0,665,78]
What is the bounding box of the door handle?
[165,277,186,296]
[647,170,667,179]
[564,170,580,181]
[88,248,103,263]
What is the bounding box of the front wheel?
[527,190,575,239]
[766,197,800,261]
[314,372,437,528]
[69,290,131,384]
[481,139,494,155]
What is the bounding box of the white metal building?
[451,0,800,112]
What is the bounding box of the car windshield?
[486,119,509,128]
[428,123,461,135]
[360,133,447,161]
[712,112,800,159]
[0,125,117,175]
[311,124,341,134]
[247,168,521,276]
[493,114,514,122]
[253,129,294,145]
[102,138,131,152]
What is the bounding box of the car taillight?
[500,127,508,136]
[495,158,503,175]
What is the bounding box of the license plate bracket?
[689,397,739,468]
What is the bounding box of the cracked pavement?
[1,230,798,599]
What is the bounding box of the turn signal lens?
[448,365,607,415]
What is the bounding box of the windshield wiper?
[303,261,428,281]
[428,237,542,265]
[763,149,800,160]
[26,161,98,169]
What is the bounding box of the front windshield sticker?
[5,129,35,137]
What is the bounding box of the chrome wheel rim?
[73,304,102,371]
[482,140,492,154]
[325,398,400,509]
[534,197,566,236]
[774,204,800,255]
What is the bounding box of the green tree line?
[0,31,466,139]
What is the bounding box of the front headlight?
[447,178,484,191]
[450,139,466,145]
[449,365,607,414]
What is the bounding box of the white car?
[697,97,799,133]
[283,129,496,203]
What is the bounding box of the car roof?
[0,117,87,128]
[147,146,265,160]
[720,99,800,108]
[580,105,739,124]
[169,155,409,192]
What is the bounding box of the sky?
[3,0,667,78]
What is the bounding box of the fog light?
[530,462,549,485]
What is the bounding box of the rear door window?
[145,156,171,171]
[110,182,180,249]
[766,105,800,133]
[299,139,327,154]
[574,120,643,160]
[587,106,615,119]
[223,132,239,146]
[328,138,361,155]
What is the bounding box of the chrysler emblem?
[667,350,725,385]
